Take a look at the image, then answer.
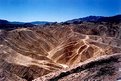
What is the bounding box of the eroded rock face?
[33,53,121,81]
[0,23,121,81]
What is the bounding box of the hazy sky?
[0,0,121,22]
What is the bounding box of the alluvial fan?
[0,22,121,81]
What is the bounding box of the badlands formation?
[0,23,121,81]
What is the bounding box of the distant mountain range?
[0,14,121,25]
[0,19,53,25]
[11,21,53,25]
[66,14,121,23]
[0,14,121,30]
[0,20,53,30]
[0,19,10,24]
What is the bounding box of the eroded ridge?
[33,53,121,81]
[0,23,121,81]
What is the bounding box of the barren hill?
[0,22,121,81]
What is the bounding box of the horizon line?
[0,14,120,23]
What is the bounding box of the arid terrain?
[0,16,121,81]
